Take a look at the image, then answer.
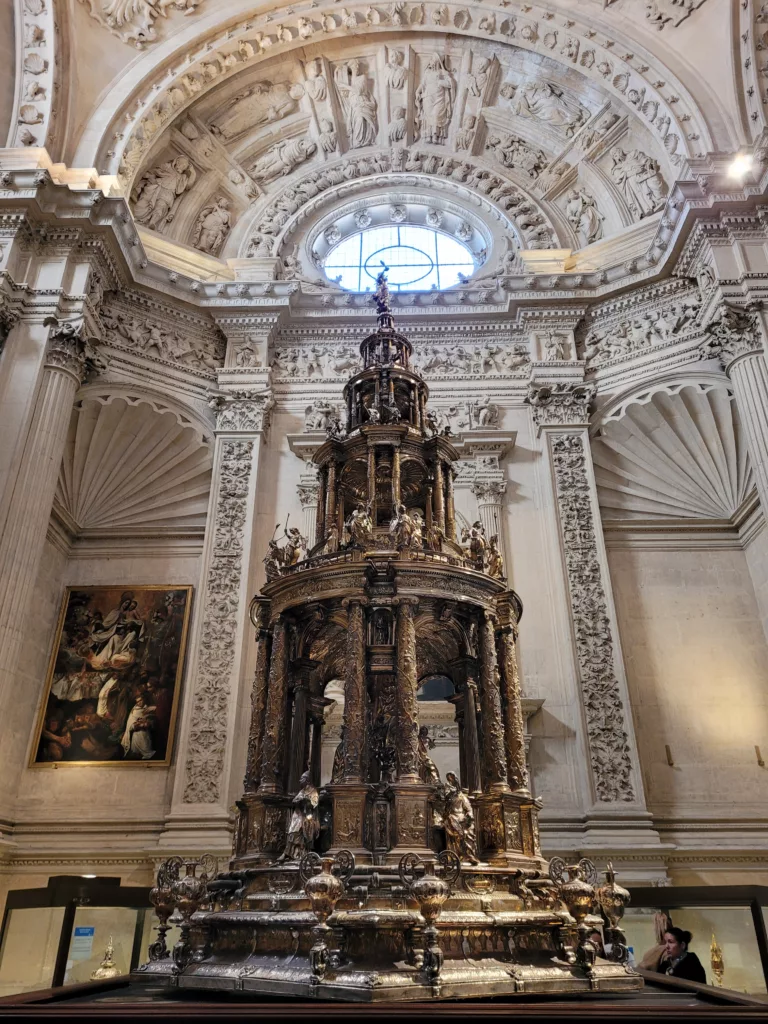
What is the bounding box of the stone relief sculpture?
[304,399,341,430]
[335,60,378,148]
[540,331,572,361]
[385,49,407,90]
[304,59,327,102]
[249,138,317,183]
[389,107,407,143]
[132,156,197,232]
[455,114,476,150]
[581,294,699,366]
[506,80,590,135]
[319,119,338,154]
[192,196,232,255]
[609,147,667,219]
[468,57,492,97]
[76,0,205,48]
[414,54,455,144]
[100,307,224,371]
[486,134,547,178]
[565,189,604,246]
[209,81,302,139]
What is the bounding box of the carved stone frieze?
[183,439,255,804]
[703,304,763,370]
[100,302,224,374]
[580,293,700,368]
[550,434,634,803]
[526,381,595,428]
[209,391,274,433]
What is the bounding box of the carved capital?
[43,318,94,384]
[0,293,19,340]
[526,380,595,428]
[209,389,275,434]
[297,483,319,508]
[472,480,507,505]
[703,303,763,370]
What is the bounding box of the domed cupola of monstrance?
[138,273,641,1001]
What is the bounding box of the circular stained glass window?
[324,225,476,292]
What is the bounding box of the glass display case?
[0,876,150,997]
[625,886,768,996]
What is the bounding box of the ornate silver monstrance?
[135,275,641,1001]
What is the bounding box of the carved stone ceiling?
[110,4,712,282]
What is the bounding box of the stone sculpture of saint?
[510,81,588,135]
[192,196,231,256]
[415,54,455,144]
[610,147,667,220]
[336,61,378,148]
[385,49,407,90]
[249,138,317,184]
[277,771,320,861]
[441,772,479,864]
[132,155,197,232]
[565,189,604,246]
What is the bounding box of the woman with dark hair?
[660,927,707,984]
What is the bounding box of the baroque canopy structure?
[134,278,639,1000]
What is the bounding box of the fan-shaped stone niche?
[54,392,213,539]
[591,381,754,523]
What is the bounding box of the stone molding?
[549,433,635,804]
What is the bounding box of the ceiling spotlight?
[728,153,754,179]
[81,874,97,879]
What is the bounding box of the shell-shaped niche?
[592,383,754,521]
[55,395,212,536]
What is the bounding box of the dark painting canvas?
[31,586,192,766]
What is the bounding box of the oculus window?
[324,225,476,292]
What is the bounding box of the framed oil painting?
[30,586,193,767]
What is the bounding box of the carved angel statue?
[415,54,455,144]
[276,771,320,862]
[440,772,479,864]
[418,725,440,785]
[192,196,232,256]
[346,501,374,548]
[486,535,504,580]
[132,155,196,232]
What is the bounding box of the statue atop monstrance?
[136,277,641,1001]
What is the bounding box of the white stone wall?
[608,545,768,816]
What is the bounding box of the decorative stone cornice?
[526,381,596,429]
[208,389,275,434]
[702,303,763,370]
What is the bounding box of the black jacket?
[664,951,707,984]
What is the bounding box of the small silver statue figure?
[441,772,480,864]
[486,535,504,579]
[346,501,374,548]
[418,725,440,785]
[389,503,423,550]
[277,771,320,862]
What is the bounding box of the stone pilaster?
[472,480,508,572]
[527,377,646,811]
[704,304,768,513]
[0,321,90,719]
[297,472,320,551]
[162,387,273,849]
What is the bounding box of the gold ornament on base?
[90,937,121,980]
[710,932,725,986]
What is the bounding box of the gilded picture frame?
[29,585,193,768]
